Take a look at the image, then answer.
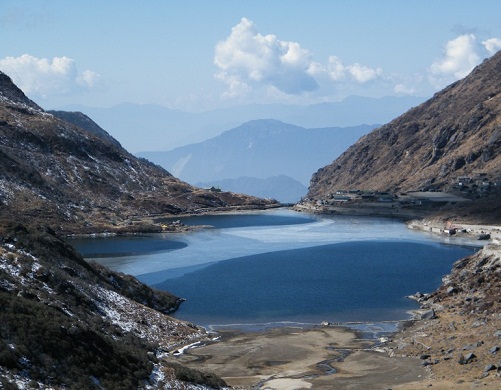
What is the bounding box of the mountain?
[393,235,501,386]
[0,68,274,389]
[138,120,376,188]
[0,71,278,234]
[58,95,424,152]
[307,51,501,222]
[196,175,308,204]
[0,223,226,389]
[48,109,122,147]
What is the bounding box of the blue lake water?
[69,209,478,329]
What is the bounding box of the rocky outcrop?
[391,245,501,384]
[0,72,41,109]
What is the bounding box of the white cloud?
[347,63,383,83]
[322,56,383,83]
[325,56,345,81]
[215,19,501,104]
[482,38,501,55]
[428,34,501,89]
[214,18,386,100]
[0,54,102,100]
[429,34,481,88]
[214,18,319,97]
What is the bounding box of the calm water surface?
[70,209,478,328]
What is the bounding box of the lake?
[69,209,478,329]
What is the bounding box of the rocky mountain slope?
[48,109,122,147]
[0,71,276,388]
[389,242,501,386]
[300,52,501,386]
[139,120,375,187]
[0,71,277,234]
[0,223,226,389]
[307,51,501,222]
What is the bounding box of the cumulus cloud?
[214,18,318,97]
[429,34,479,81]
[215,19,501,102]
[309,56,383,84]
[214,18,384,100]
[428,34,501,89]
[0,54,102,100]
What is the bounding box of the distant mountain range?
[57,95,425,152]
[138,120,376,202]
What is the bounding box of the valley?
[1,49,501,389]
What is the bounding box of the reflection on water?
[69,235,187,258]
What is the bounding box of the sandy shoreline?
[167,323,428,389]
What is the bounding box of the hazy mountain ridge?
[60,95,424,152]
[0,71,277,234]
[139,120,376,189]
[307,51,501,221]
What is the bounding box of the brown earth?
[307,50,501,200]
[167,325,428,389]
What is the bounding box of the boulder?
[464,352,477,364]
[484,364,497,372]
[446,286,458,295]
[418,309,436,320]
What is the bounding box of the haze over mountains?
[58,95,424,153]
[196,175,308,204]
[139,120,376,202]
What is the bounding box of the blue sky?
[1,0,501,112]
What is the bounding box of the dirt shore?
[167,324,428,389]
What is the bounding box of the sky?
[1,0,501,112]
